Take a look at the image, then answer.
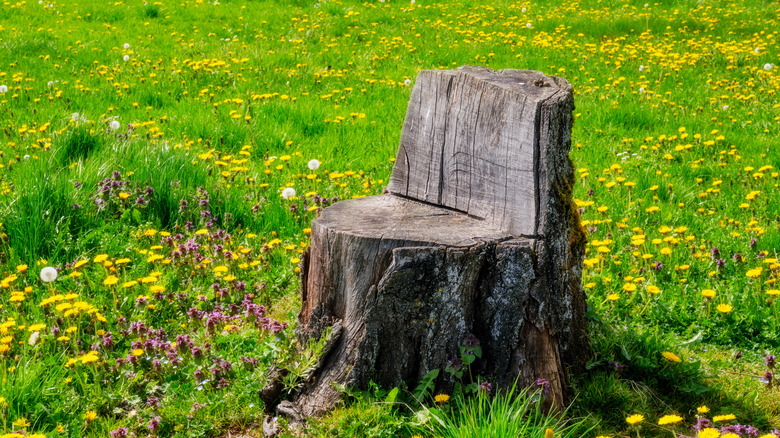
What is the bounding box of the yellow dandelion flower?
[622,283,637,292]
[716,304,733,314]
[12,418,31,428]
[28,323,46,332]
[713,414,736,422]
[85,411,98,421]
[607,294,620,301]
[699,428,721,438]
[658,414,683,425]
[94,254,109,263]
[702,289,716,298]
[746,268,763,278]
[662,351,682,362]
[697,405,710,414]
[103,276,119,286]
[434,393,450,404]
[80,351,99,364]
[626,414,644,425]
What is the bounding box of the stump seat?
[290,65,589,417]
[311,195,511,246]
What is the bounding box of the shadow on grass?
[572,318,777,437]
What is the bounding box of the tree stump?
[294,66,588,416]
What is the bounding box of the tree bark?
[292,66,588,417]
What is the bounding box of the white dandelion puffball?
[282,187,296,199]
[404,78,411,87]
[40,266,58,282]
[526,22,532,28]
[521,7,527,12]
[638,65,644,71]
[29,331,40,346]
[123,55,130,62]
[764,63,774,71]
[722,105,729,111]
[71,112,80,121]
[110,120,121,131]
[639,87,645,94]
[308,159,320,170]
[124,43,130,49]
[0,85,7,93]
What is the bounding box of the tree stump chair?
[294,65,589,416]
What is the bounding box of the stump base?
[295,194,585,415]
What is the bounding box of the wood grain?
[387,65,571,237]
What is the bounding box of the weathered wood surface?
[285,65,588,420]
[387,67,573,237]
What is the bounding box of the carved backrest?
[387,66,574,237]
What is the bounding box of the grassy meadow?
[0,0,779,436]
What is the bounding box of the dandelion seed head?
[282,187,296,199]
[40,266,58,282]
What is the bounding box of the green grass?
[0,0,779,436]
[423,385,590,438]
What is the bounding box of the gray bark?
[293,66,588,416]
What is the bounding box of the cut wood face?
[387,66,570,237]
[312,194,512,247]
